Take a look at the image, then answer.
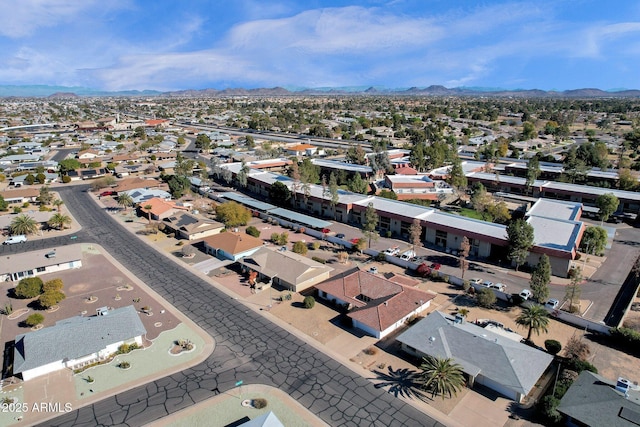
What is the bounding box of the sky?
[0,0,639,92]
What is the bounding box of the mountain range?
[1,84,639,98]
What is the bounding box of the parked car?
[335,233,345,239]
[368,266,378,274]
[383,246,400,256]
[487,283,506,292]
[520,289,533,300]
[321,228,331,234]
[100,190,117,197]
[468,278,483,286]
[3,235,27,245]
[400,250,416,261]
[545,298,560,309]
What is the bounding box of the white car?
[368,266,378,274]
[519,289,533,300]
[468,278,483,286]
[545,299,560,309]
[383,247,400,256]
[487,283,506,292]
[3,235,27,245]
[400,250,416,261]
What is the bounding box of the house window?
[435,230,447,247]
[36,267,46,272]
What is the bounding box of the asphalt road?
[32,186,439,427]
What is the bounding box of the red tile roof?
[315,270,434,332]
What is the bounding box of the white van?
[400,250,416,261]
[3,235,27,245]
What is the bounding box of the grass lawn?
[458,208,485,220]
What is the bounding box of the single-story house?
[237,247,333,292]
[1,245,83,282]
[0,188,40,204]
[162,211,224,240]
[558,371,640,427]
[125,188,172,204]
[66,168,109,181]
[396,311,553,402]
[315,269,435,339]
[111,177,164,193]
[137,197,189,221]
[13,305,146,381]
[202,232,264,261]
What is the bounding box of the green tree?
[25,313,44,327]
[348,173,368,194]
[516,304,550,341]
[38,186,54,205]
[48,213,71,230]
[268,181,292,206]
[117,193,134,212]
[522,121,536,140]
[236,160,249,188]
[525,155,541,193]
[0,195,8,211]
[595,193,619,222]
[167,175,191,198]
[506,219,535,271]
[15,277,44,298]
[362,202,379,248]
[530,254,551,302]
[215,201,251,227]
[174,152,195,177]
[39,290,66,309]
[476,287,497,308]
[378,189,397,200]
[565,268,582,313]
[43,278,64,293]
[52,199,64,212]
[329,172,339,220]
[59,158,82,174]
[447,156,467,189]
[195,134,211,152]
[419,355,465,400]
[292,241,308,255]
[245,135,255,148]
[10,214,39,235]
[346,144,367,165]
[580,226,608,255]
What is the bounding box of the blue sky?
[1,0,639,91]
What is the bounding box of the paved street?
[33,186,440,427]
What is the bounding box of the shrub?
[539,395,563,425]
[252,398,267,409]
[609,327,640,354]
[363,346,378,355]
[118,343,139,354]
[544,339,562,355]
[303,296,315,309]
[292,241,308,255]
[462,280,470,292]
[311,256,327,264]
[25,313,44,327]
[38,290,66,309]
[565,358,598,374]
[245,226,260,237]
[281,293,292,301]
[62,175,71,183]
[15,277,44,299]
[375,252,387,261]
[311,241,321,250]
[43,278,64,293]
[476,288,497,308]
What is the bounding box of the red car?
[322,228,331,234]
[100,190,117,197]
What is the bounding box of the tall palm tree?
[117,193,134,212]
[53,199,64,212]
[516,304,550,341]
[48,213,72,230]
[143,204,153,223]
[419,355,465,400]
[10,214,39,235]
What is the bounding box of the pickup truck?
[3,235,27,245]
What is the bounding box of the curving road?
[30,186,440,427]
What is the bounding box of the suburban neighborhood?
[1,94,640,427]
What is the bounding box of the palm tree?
[516,304,550,341]
[10,214,39,235]
[117,193,134,212]
[143,204,153,223]
[52,199,64,212]
[48,213,72,230]
[419,355,465,400]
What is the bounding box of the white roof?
[311,158,373,173]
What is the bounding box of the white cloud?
[0,0,127,38]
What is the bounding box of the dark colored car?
[336,233,346,239]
